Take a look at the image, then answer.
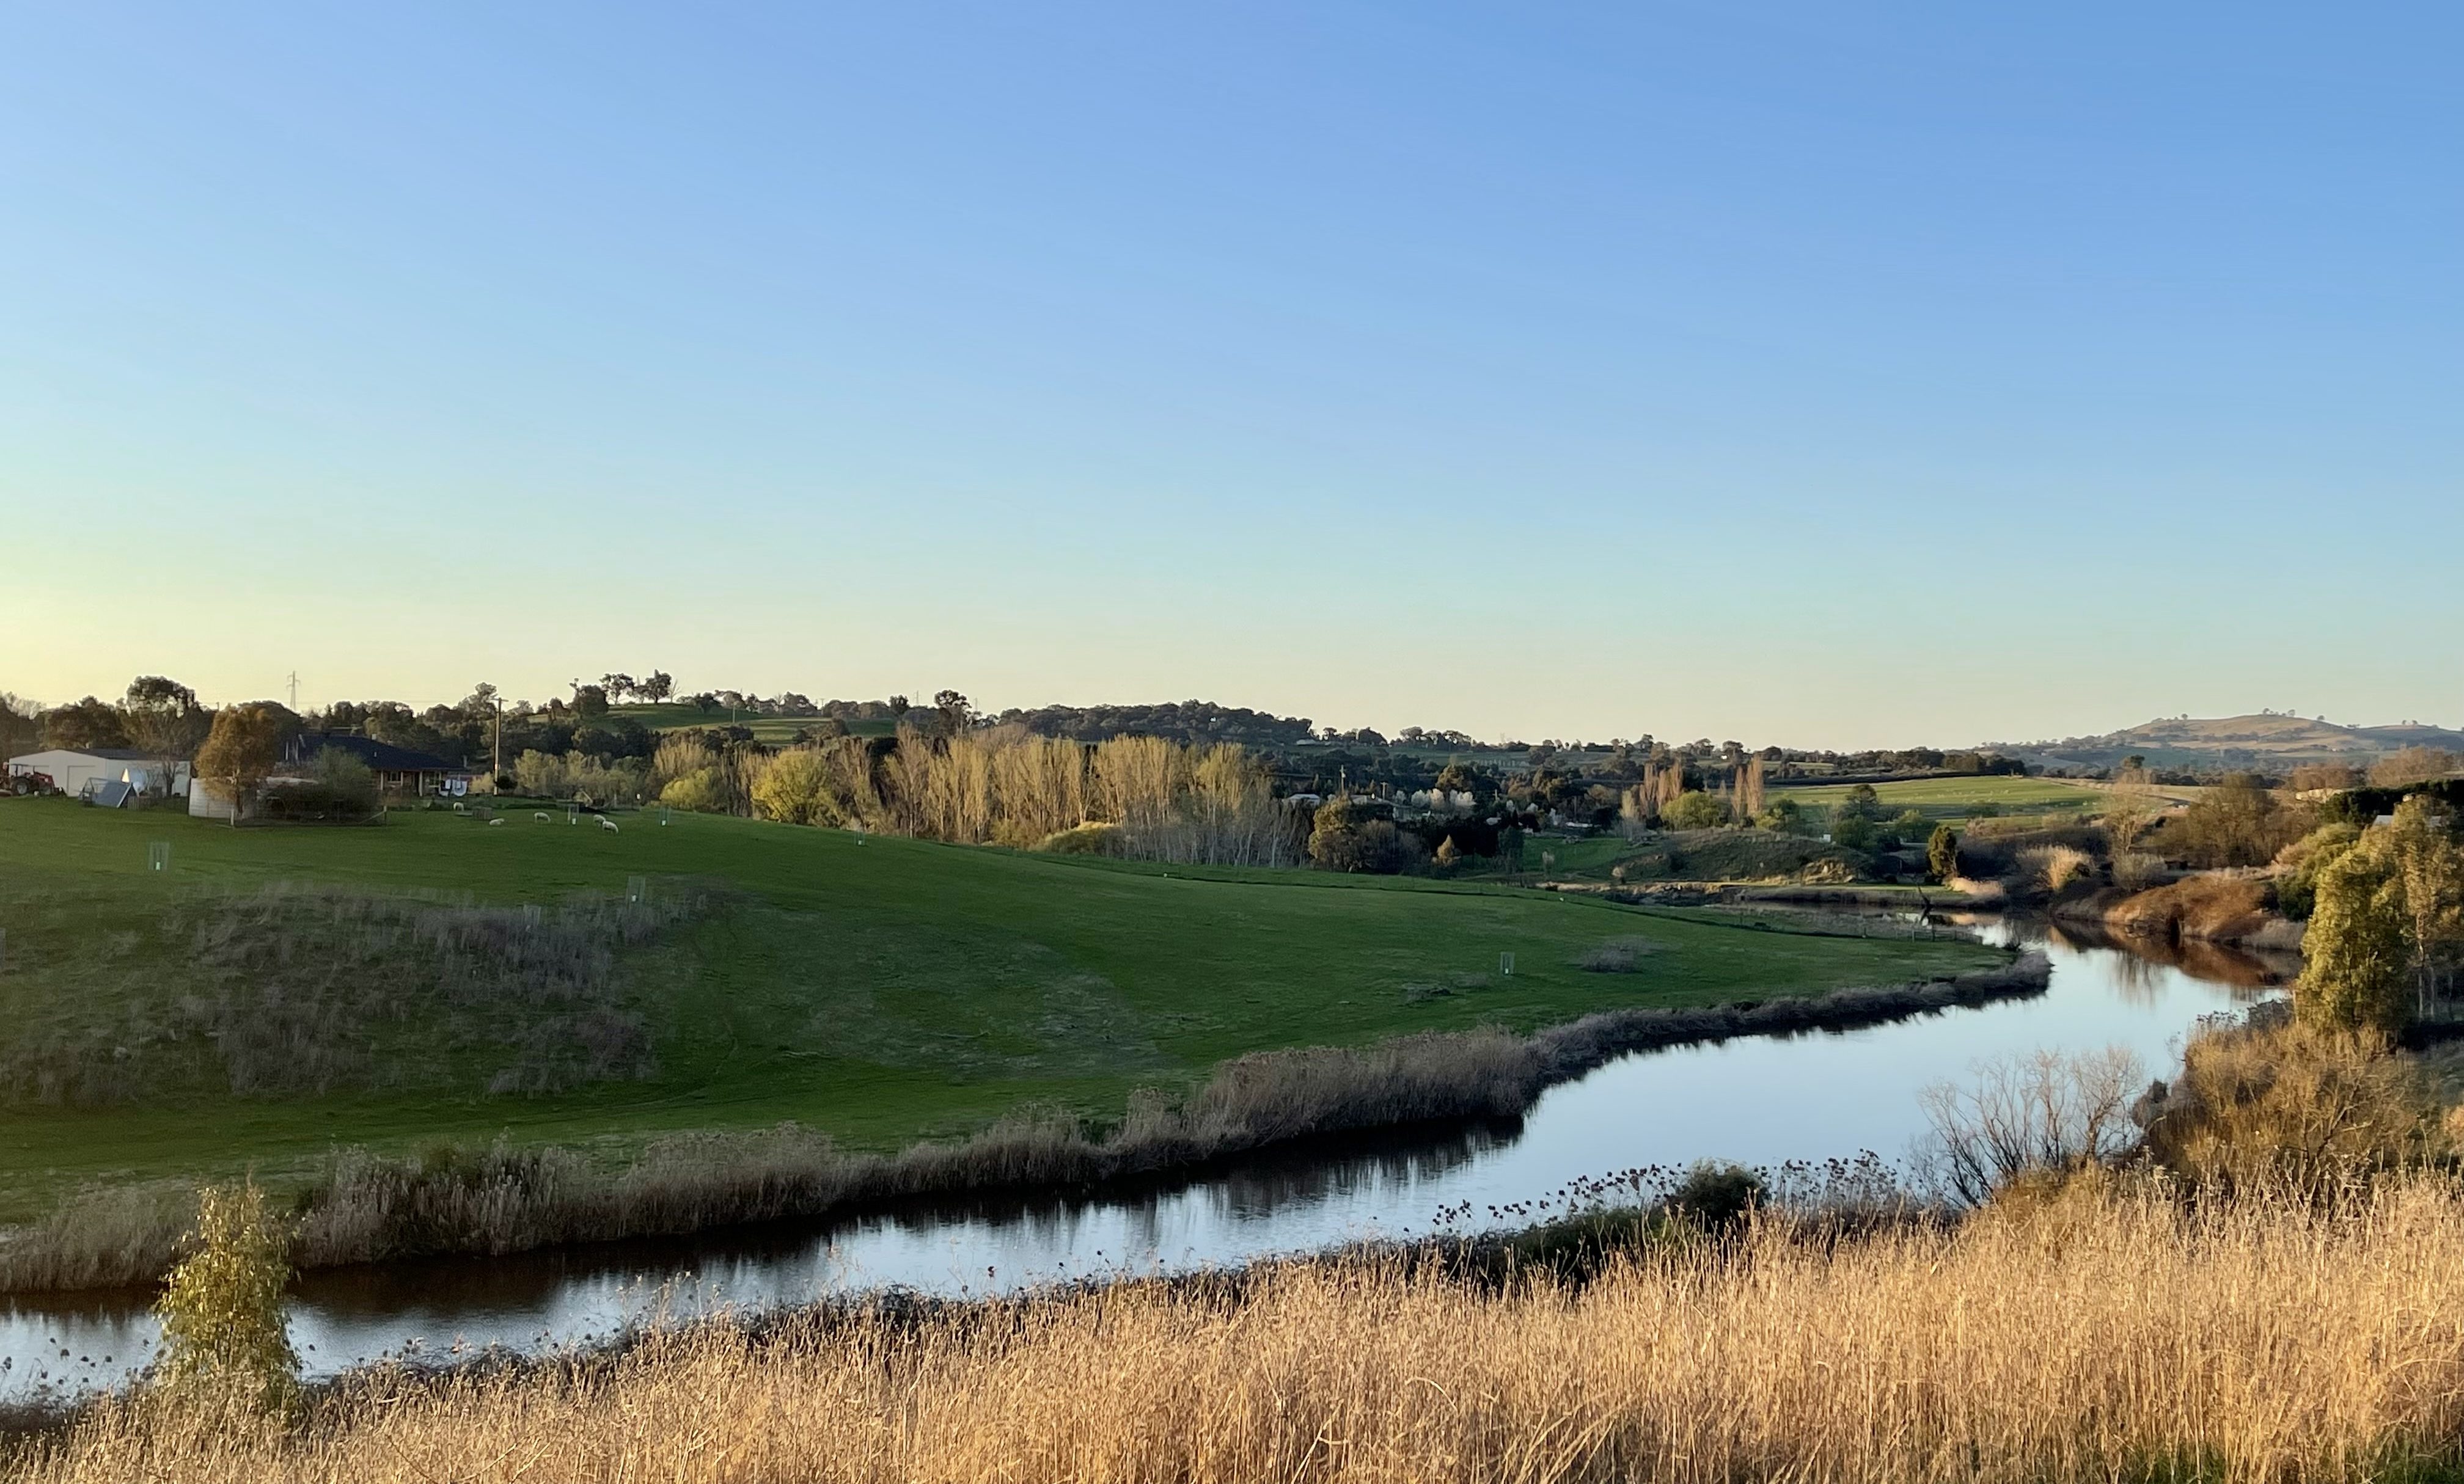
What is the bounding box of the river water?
[0,915,2287,1410]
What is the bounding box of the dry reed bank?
[19,1174,2464,1483]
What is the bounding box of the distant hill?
[1998,714,2464,773]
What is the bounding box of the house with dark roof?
[282,734,477,797]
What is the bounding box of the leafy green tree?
[2300,844,2414,1036]
[932,689,974,737]
[41,695,130,750]
[1928,824,1961,882]
[2278,822,2364,919]
[1831,811,1879,851]
[1662,791,1727,831]
[2385,797,2464,1011]
[1755,795,1803,833]
[571,683,611,720]
[0,692,37,761]
[122,676,210,786]
[1307,799,1424,872]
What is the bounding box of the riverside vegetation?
[12,1012,2464,1483]
[0,798,2004,1286]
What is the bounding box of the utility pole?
[286,671,299,712]
[493,698,504,780]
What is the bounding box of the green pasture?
[1771,774,2098,821]
[0,798,1997,1215]
[1519,829,1857,885]
[609,703,896,744]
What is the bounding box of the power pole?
[493,699,504,780]
[286,671,299,712]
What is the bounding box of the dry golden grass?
[2105,873,2280,943]
[20,1175,2464,1483]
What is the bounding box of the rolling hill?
[1998,714,2464,773]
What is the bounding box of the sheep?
[535,811,551,822]
[488,818,504,827]
[599,816,619,833]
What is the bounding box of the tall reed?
[21,1174,2464,1482]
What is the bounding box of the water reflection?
[1,915,2280,1409]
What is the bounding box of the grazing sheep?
[535,811,551,822]
[488,818,504,826]
[599,816,619,833]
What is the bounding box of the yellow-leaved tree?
[193,702,286,825]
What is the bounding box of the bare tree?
[1918,1046,2144,1207]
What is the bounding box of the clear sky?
[3,5,2456,748]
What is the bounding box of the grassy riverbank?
[15,1174,2463,1483]
[0,800,1998,1217]
[0,956,2044,1293]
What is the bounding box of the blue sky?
[4,4,2456,747]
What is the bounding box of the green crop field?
[1771,774,2100,821]
[0,798,1997,1216]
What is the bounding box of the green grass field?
[0,798,1997,1217]
[1517,830,1855,884]
[1771,774,2100,821]
[608,703,898,744]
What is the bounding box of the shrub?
[1035,822,1124,855]
[1576,936,1657,973]
[310,748,376,807]
[1926,824,1959,882]
[658,768,724,813]
[1308,800,1427,873]
[2111,851,2168,890]
[2017,844,2094,894]
[750,748,839,825]
[1753,797,1804,834]
[2276,822,2364,920]
[1667,1160,1765,1228]
[2139,1012,2442,1191]
[152,1180,298,1413]
[1662,791,1727,831]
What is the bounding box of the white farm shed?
[6,748,191,797]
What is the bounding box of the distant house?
[188,734,480,821]
[280,734,477,797]
[6,747,191,797]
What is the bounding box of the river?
[0,915,2286,1411]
